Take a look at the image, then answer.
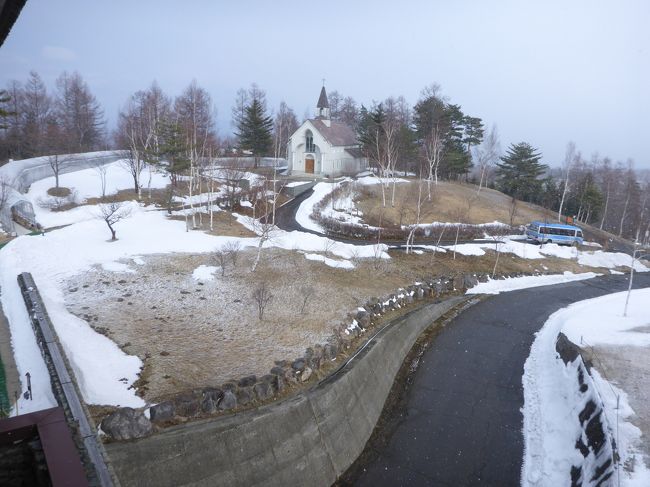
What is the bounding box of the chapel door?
[305,157,314,173]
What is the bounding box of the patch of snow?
[610,269,624,275]
[192,265,218,281]
[578,250,648,272]
[466,272,600,295]
[445,243,486,256]
[102,262,135,273]
[355,175,408,186]
[303,253,354,269]
[286,181,311,188]
[234,213,390,260]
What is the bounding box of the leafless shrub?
[223,240,242,268]
[323,239,336,256]
[299,285,315,315]
[98,201,132,241]
[252,281,273,320]
[213,250,228,277]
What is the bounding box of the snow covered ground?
[1,164,394,413]
[466,272,600,295]
[24,160,169,228]
[522,289,650,486]
[448,237,648,272]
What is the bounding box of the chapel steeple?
[316,85,330,120]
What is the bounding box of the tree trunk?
[599,185,610,230]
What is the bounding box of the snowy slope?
[522,289,650,486]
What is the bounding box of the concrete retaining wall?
[105,297,466,487]
[0,151,123,231]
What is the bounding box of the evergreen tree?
[158,119,190,188]
[0,89,14,130]
[439,105,470,179]
[236,98,273,167]
[496,142,547,202]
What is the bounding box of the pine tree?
[496,142,547,202]
[0,90,14,130]
[236,98,273,168]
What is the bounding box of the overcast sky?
[1,0,648,168]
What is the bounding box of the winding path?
[272,188,498,247]
[346,273,650,486]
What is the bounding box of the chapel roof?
[310,118,358,147]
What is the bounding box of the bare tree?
[224,240,242,268]
[474,124,500,194]
[299,285,315,315]
[405,179,425,253]
[55,71,105,152]
[92,160,108,198]
[48,154,62,189]
[557,141,577,221]
[219,157,245,209]
[213,249,228,277]
[252,281,273,320]
[175,80,216,229]
[98,202,131,241]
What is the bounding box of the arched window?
[305,130,315,153]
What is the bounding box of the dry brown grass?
[357,180,555,227]
[168,211,256,238]
[64,244,599,403]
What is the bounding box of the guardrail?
[17,272,115,487]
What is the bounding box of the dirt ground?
[356,180,555,227]
[582,344,650,464]
[63,243,598,403]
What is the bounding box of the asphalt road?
[273,189,502,248]
[348,273,650,487]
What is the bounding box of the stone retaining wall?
[100,273,488,442]
[555,333,616,486]
[105,295,470,486]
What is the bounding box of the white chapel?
[287,87,367,177]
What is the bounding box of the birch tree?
[474,124,500,193]
[175,80,216,229]
[557,141,577,222]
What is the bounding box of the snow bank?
[446,237,649,272]
[466,272,600,295]
[522,289,650,486]
[561,288,650,347]
[295,181,341,232]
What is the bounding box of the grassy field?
[64,245,598,403]
[356,180,556,228]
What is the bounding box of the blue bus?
[526,221,584,246]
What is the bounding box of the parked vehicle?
[526,221,583,246]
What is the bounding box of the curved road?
[273,188,499,247]
[345,273,650,486]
